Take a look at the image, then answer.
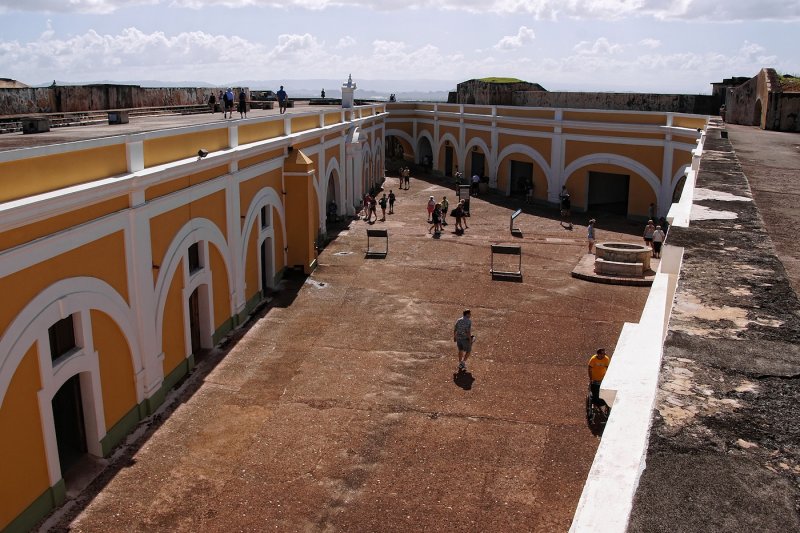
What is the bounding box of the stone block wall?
[724,68,798,131]
[456,79,546,106]
[0,85,241,115]
[513,91,719,115]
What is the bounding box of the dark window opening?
[49,316,76,362]
[188,243,201,273]
[261,206,269,228]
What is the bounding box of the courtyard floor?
[50,172,650,532]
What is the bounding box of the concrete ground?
[45,172,650,532]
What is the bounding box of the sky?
[0,1,798,94]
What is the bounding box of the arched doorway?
[417,136,433,169]
[51,373,89,475]
[470,147,486,178]
[753,99,763,128]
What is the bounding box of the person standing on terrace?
[277,85,288,114]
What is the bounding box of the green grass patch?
[478,77,524,84]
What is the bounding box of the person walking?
[560,186,572,229]
[643,220,656,249]
[441,196,449,226]
[379,194,388,221]
[224,88,235,119]
[427,196,436,223]
[460,199,469,229]
[587,218,596,254]
[452,201,464,233]
[454,309,473,373]
[208,92,216,113]
[388,190,396,214]
[238,88,247,119]
[369,196,378,223]
[429,203,442,235]
[588,348,611,414]
[652,225,666,258]
[277,85,288,114]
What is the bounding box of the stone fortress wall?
[725,68,800,132]
[0,85,241,115]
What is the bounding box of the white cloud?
[574,37,622,55]
[337,36,356,49]
[493,26,535,50]
[638,38,661,49]
[2,1,799,21]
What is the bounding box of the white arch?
[437,132,462,173]
[494,143,554,195]
[385,129,415,154]
[0,277,142,409]
[561,153,661,199]
[463,136,493,176]
[671,163,690,190]
[240,187,287,287]
[153,218,234,351]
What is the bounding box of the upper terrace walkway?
[44,171,650,531]
[0,102,331,152]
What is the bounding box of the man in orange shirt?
[588,348,610,411]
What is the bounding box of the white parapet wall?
[569,132,703,532]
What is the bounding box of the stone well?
[594,242,651,278]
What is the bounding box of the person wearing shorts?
[588,348,610,410]
[587,219,596,254]
[454,309,472,372]
[643,220,656,248]
[652,225,666,258]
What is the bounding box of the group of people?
[643,219,667,258]
[209,88,248,119]
[398,167,412,190]
[427,195,469,235]
[360,190,396,223]
[207,85,289,119]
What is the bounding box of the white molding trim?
[494,143,554,195]
[240,187,286,290]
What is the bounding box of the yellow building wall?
[497,108,555,120]
[238,170,283,230]
[208,244,231,327]
[497,134,552,161]
[0,144,128,203]
[565,141,664,181]
[0,346,49,531]
[673,116,707,129]
[149,191,228,282]
[562,128,665,141]
[284,173,315,273]
[464,129,491,148]
[438,125,459,140]
[564,111,666,125]
[92,310,137,429]
[437,104,460,113]
[238,121,284,146]
[389,123,414,139]
[324,112,341,126]
[564,163,655,216]
[466,106,492,116]
[145,165,228,202]
[500,123,555,133]
[144,129,228,168]
[161,264,186,375]
[325,146,340,171]
[0,195,129,252]
[672,151,693,180]
[239,148,284,171]
[291,115,319,134]
[0,232,129,336]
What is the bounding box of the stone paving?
[51,172,650,532]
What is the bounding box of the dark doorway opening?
[444,146,454,177]
[260,238,273,297]
[753,99,763,128]
[588,171,630,215]
[510,160,533,197]
[470,151,485,178]
[189,287,202,355]
[52,374,88,475]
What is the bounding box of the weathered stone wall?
[0,85,237,115]
[725,74,761,126]
[513,91,719,115]
[456,80,546,106]
[776,93,800,132]
[724,68,798,131]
